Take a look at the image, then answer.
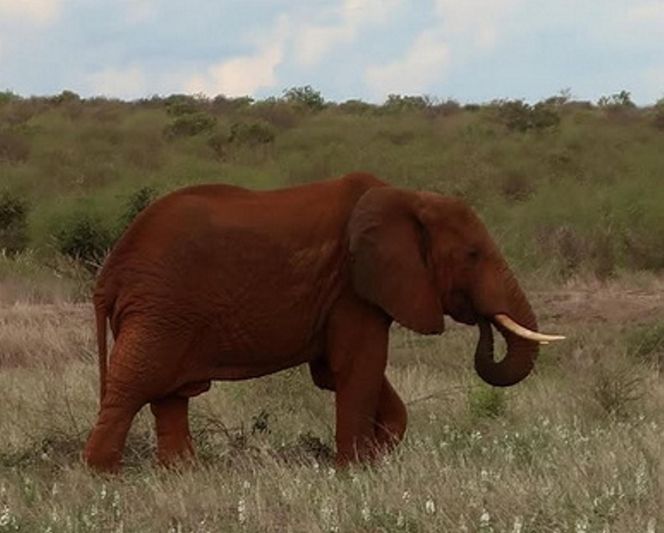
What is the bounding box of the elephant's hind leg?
[84,386,143,473]
[373,377,407,453]
[149,381,210,466]
[150,395,194,466]
[84,325,162,472]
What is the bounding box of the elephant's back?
[95,174,384,337]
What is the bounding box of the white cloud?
[0,0,60,24]
[295,0,402,66]
[433,0,522,50]
[642,66,664,103]
[364,0,523,100]
[184,15,289,97]
[365,30,451,97]
[86,65,148,100]
[120,0,157,24]
[627,1,664,25]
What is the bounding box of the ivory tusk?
[493,314,566,344]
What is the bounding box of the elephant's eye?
[467,248,480,261]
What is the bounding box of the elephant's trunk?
[473,272,539,387]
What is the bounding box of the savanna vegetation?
[1,87,663,291]
[1,87,663,531]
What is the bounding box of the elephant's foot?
[151,395,195,468]
[155,434,196,467]
[373,378,407,454]
[83,439,124,474]
[334,377,408,467]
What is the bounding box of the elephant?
[83,172,563,472]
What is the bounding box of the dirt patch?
[532,287,664,326]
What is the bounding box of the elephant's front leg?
[327,296,391,466]
[373,377,407,453]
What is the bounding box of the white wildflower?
[361,502,371,522]
[168,522,183,533]
[402,490,411,502]
[512,516,523,533]
[635,462,648,497]
[0,505,14,527]
[237,497,246,525]
[320,498,338,532]
[425,497,436,515]
[479,509,493,531]
[575,517,589,533]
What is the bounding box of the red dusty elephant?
[84,172,563,472]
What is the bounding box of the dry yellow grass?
[1,279,663,532]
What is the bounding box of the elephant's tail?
[93,292,108,406]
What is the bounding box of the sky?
[0,0,663,104]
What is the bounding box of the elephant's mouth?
[445,291,479,325]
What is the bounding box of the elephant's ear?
[348,187,444,334]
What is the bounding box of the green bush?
[467,385,506,419]
[429,98,461,117]
[597,90,635,109]
[0,91,20,106]
[282,86,325,111]
[382,94,430,113]
[228,121,276,146]
[495,100,560,132]
[337,99,375,114]
[251,99,300,129]
[0,191,28,255]
[626,323,664,368]
[164,112,217,138]
[0,130,31,163]
[119,186,158,232]
[652,98,664,130]
[164,94,205,116]
[211,95,254,113]
[591,359,644,419]
[51,90,81,105]
[54,211,112,268]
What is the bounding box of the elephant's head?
[348,186,563,387]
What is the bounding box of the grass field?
[1,90,664,531]
[1,275,663,532]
